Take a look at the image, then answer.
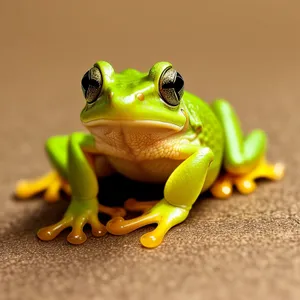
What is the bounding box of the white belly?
[88,123,191,182]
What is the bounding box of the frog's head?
[80,61,187,135]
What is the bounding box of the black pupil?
[162,72,184,100]
[81,71,90,92]
[81,71,100,91]
[89,78,100,88]
[174,73,184,92]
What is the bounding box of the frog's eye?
[159,67,184,106]
[81,66,103,104]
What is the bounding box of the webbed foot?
[210,158,285,199]
[38,198,106,244]
[107,199,189,248]
[15,171,71,202]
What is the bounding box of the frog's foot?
[124,198,159,214]
[15,171,71,202]
[210,158,285,199]
[107,199,189,248]
[98,203,126,218]
[38,200,106,244]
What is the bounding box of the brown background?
[1,1,300,300]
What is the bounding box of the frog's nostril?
[136,93,145,101]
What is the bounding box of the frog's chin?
[82,119,184,132]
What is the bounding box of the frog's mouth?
[82,119,183,132]
[82,108,190,134]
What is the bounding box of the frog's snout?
[107,91,137,115]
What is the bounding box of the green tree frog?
[15,61,285,248]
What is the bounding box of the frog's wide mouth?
[82,119,184,132]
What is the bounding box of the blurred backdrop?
[1,0,299,175]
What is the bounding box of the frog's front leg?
[107,147,214,248]
[210,99,285,199]
[37,133,115,244]
[15,135,126,218]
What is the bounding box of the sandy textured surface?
[0,1,299,300]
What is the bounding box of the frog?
[15,61,285,248]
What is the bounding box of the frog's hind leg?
[124,198,159,214]
[16,170,71,202]
[15,136,71,202]
[210,99,285,199]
